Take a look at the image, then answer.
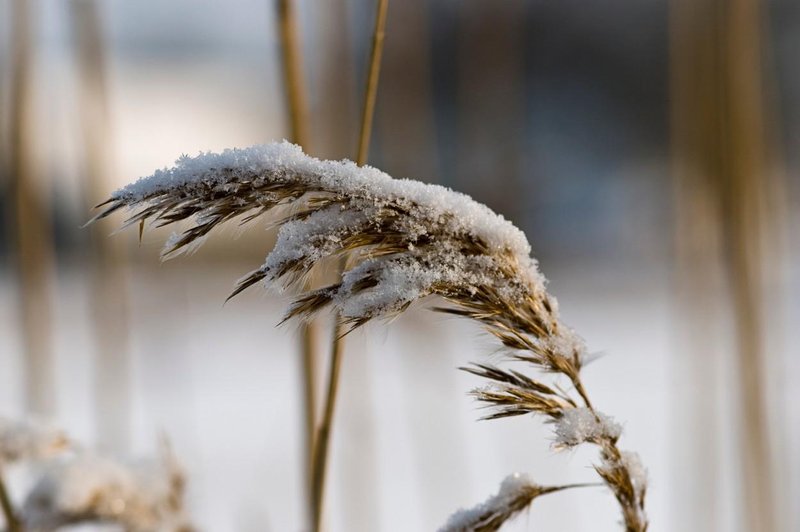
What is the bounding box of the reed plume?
[22,446,191,532]
[0,417,192,532]
[93,141,648,531]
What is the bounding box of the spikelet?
[438,474,589,532]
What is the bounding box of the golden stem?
[312,2,389,530]
[356,0,389,167]
[277,0,311,147]
[69,0,133,455]
[9,0,56,417]
[275,0,317,525]
[310,326,345,532]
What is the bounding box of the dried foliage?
[0,418,192,532]
[94,142,648,531]
[22,446,191,532]
[438,473,590,532]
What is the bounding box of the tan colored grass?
[93,140,649,530]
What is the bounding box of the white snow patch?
[553,407,622,448]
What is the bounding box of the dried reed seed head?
[22,445,192,532]
[94,142,648,531]
[94,141,587,369]
[0,417,70,465]
[463,364,577,419]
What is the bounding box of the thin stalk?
[310,327,345,532]
[539,482,603,495]
[277,0,311,147]
[8,0,56,417]
[311,1,389,531]
[0,466,21,532]
[69,0,132,454]
[275,0,318,524]
[355,0,389,166]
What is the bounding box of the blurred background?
[0,0,798,530]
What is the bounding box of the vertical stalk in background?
[723,1,777,530]
[354,0,388,167]
[669,2,725,529]
[275,0,318,525]
[670,0,782,530]
[277,0,310,147]
[311,1,388,531]
[69,0,132,453]
[8,0,56,416]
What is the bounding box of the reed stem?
[275,0,318,525]
[311,1,389,530]
[356,0,389,167]
[310,326,345,532]
[9,0,56,417]
[277,0,310,147]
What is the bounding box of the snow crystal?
[439,473,534,532]
[263,206,368,278]
[552,407,622,448]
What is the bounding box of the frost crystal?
[553,407,622,448]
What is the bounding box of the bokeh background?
[1,0,798,530]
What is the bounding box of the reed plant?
[92,141,649,531]
[0,417,190,532]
